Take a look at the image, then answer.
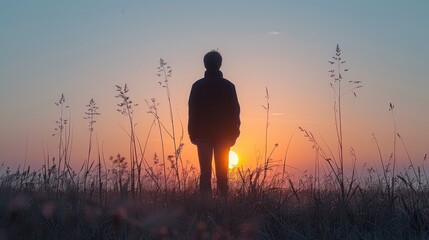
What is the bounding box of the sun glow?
[229,150,239,169]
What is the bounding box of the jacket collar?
[204,70,223,78]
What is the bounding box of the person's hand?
[226,138,236,147]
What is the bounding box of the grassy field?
[0,160,428,239]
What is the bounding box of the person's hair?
[203,50,222,70]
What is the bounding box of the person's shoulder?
[222,78,236,87]
[192,78,206,87]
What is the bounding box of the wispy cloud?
[267,31,280,36]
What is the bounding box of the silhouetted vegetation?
[1,51,428,239]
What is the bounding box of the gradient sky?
[1,1,428,177]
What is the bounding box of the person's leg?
[213,144,230,197]
[197,141,213,196]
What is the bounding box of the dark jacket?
[188,70,240,146]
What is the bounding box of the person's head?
[203,50,222,70]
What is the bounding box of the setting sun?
[228,150,239,169]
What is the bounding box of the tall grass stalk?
[389,102,397,207]
[146,98,168,192]
[157,59,184,191]
[372,133,390,193]
[96,136,103,204]
[53,93,73,189]
[261,87,270,186]
[282,134,294,183]
[328,44,361,193]
[423,154,428,186]
[398,133,419,186]
[82,98,100,193]
[115,84,139,198]
[135,108,164,195]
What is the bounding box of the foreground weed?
[328,44,362,196]
[82,98,100,193]
[53,93,74,189]
[115,84,139,197]
[146,98,168,191]
[261,87,270,186]
[110,154,129,195]
[157,59,185,191]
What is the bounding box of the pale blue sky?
[1,1,428,173]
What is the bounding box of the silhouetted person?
[188,50,240,198]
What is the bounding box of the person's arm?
[232,85,241,132]
[228,84,240,146]
[188,84,197,144]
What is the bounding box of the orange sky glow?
[0,2,428,180]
